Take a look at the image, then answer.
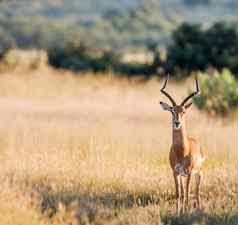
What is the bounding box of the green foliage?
[2,1,238,77]
[166,23,206,74]
[47,39,155,76]
[0,29,13,60]
[183,0,211,7]
[0,0,238,53]
[0,0,176,52]
[115,63,154,77]
[166,22,238,77]
[194,69,238,115]
[47,40,121,73]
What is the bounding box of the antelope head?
[160,75,199,130]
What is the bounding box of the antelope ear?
[160,101,172,111]
[184,102,193,109]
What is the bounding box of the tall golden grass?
[0,68,237,225]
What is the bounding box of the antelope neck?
[172,121,190,157]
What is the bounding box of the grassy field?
[0,68,237,225]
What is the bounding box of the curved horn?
[181,76,200,106]
[160,74,176,106]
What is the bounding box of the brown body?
[160,75,205,215]
[169,133,205,176]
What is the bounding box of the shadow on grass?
[36,183,164,224]
[162,211,238,225]
[34,182,238,225]
[39,187,162,213]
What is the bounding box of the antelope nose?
[175,121,180,126]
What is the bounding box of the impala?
[160,75,205,215]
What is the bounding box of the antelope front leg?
[185,174,191,211]
[173,172,181,216]
[180,176,185,214]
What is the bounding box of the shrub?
[47,40,155,77]
[166,22,238,78]
[47,40,122,73]
[194,69,238,115]
[47,41,91,71]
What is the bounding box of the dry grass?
[0,68,237,225]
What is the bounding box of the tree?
[166,23,207,75]
[166,22,238,78]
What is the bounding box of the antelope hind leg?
[194,171,202,209]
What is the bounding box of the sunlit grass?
[0,68,237,224]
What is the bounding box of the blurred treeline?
[0,0,176,51]
[1,0,238,78]
[22,22,238,80]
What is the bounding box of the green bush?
[194,69,238,115]
[47,39,156,77]
[47,40,122,73]
[166,22,238,78]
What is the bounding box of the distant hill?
[0,0,238,52]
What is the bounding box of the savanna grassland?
[0,67,237,225]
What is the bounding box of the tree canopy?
[166,22,238,77]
